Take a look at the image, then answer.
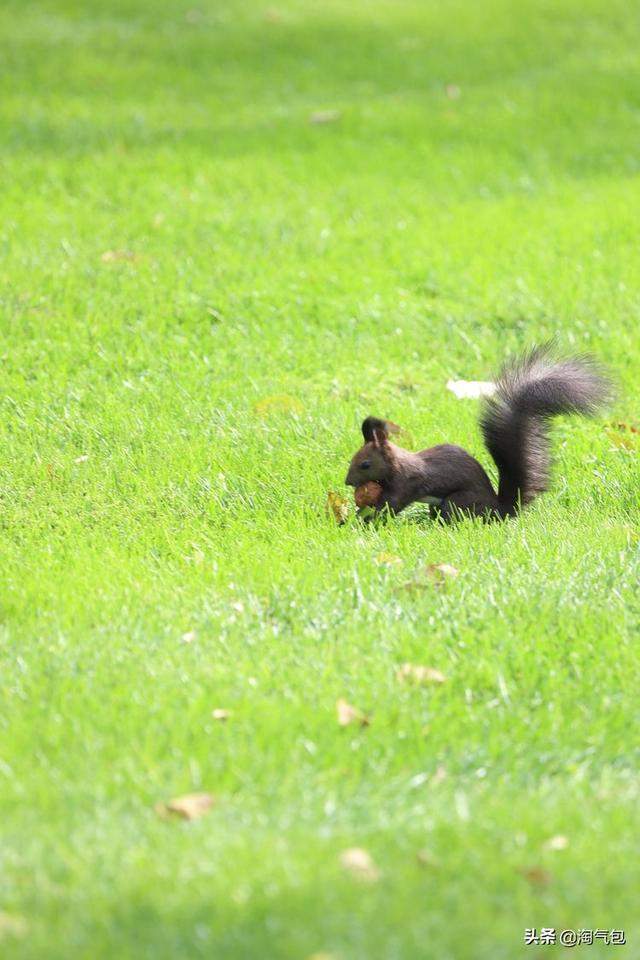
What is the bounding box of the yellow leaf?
[156,792,215,821]
[606,429,637,450]
[336,698,370,727]
[326,492,350,525]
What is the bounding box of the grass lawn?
[2,0,640,956]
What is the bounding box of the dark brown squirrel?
[345,345,610,520]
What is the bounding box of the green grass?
[2,0,640,957]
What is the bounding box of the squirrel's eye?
[360,460,371,470]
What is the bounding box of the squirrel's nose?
[345,473,355,487]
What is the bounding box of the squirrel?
[345,345,610,520]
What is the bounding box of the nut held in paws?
[354,481,383,508]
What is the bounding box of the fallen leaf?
[446,379,496,399]
[212,708,231,721]
[0,913,28,940]
[518,866,552,887]
[544,835,569,851]
[425,563,459,585]
[431,765,447,785]
[74,454,89,464]
[180,631,196,644]
[156,792,215,820]
[416,848,439,868]
[375,552,403,566]
[254,394,303,417]
[614,421,639,433]
[327,492,350,525]
[400,563,459,592]
[339,847,380,882]
[309,110,341,125]
[100,249,140,263]
[397,663,447,684]
[336,698,370,727]
[606,428,638,450]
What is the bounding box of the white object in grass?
[446,379,496,399]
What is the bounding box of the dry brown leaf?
[544,834,569,851]
[156,792,215,821]
[309,110,341,125]
[212,708,231,721]
[100,249,140,263]
[416,848,439,868]
[400,563,459,592]
[0,913,28,940]
[397,663,447,685]
[339,847,380,882]
[425,563,459,585]
[336,698,370,727]
[606,428,637,450]
[253,394,303,417]
[327,491,350,525]
[375,552,403,566]
[518,865,552,887]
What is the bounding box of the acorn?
[354,481,383,508]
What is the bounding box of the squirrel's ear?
[362,416,387,443]
[361,417,400,444]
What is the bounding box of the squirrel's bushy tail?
[480,344,610,515]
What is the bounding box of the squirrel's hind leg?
[441,489,501,522]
